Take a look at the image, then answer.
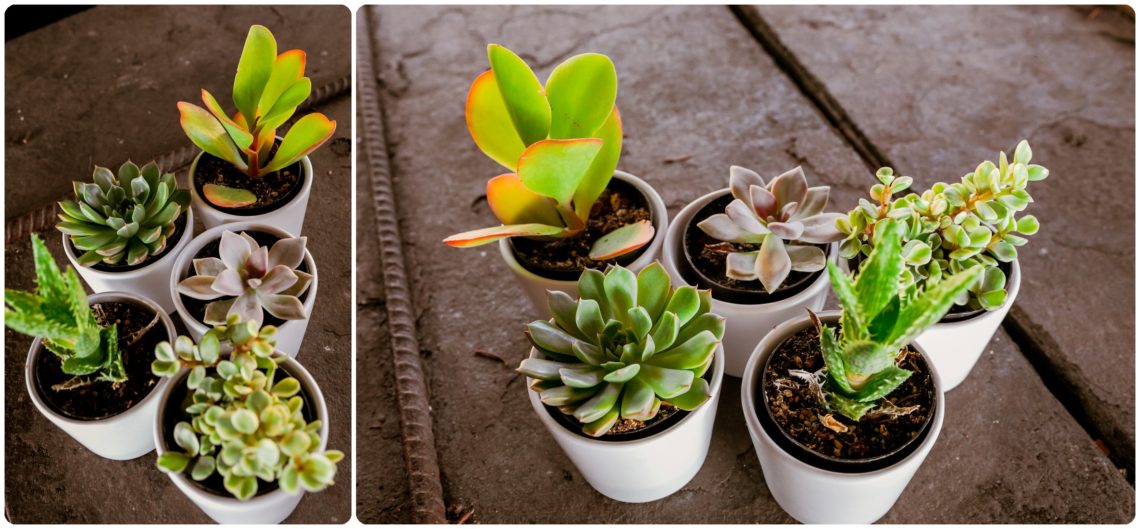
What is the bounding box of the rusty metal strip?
[358,7,447,523]
[4,74,351,245]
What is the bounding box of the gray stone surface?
[759,4,1136,467]
[362,4,1133,522]
[4,6,351,523]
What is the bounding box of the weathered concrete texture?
[759,5,1136,469]
[4,6,351,523]
[364,4,1132,522]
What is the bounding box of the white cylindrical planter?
[914,260,1020,391]
[25,292,176,460]
[525,344,723,503]
[154,355,329,524]
[188,151,313,237]
[170,222,318,357]
[499,171,668,315]
[62,208,194,314]
[741,310,944,524]
[662,189,836,378]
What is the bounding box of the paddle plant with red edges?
[443,44,653,260]
[177,25,336,208]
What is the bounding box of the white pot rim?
[664,187,835,310]
[153,353,329,508]
[932,259,1021,329]
[499,170,669,284]
[525,342,724,448]
[24,291,176,427]
[61,207,195,279]
[188,149,314,219]
[170,221,318,334]
[741,309,945,479]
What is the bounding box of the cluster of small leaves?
[5,234,124,383]
[697,166,844,293]
[444,44,653,261]
[153,315,343,501]
[815,219,982,421]
[57,161,189,267]
[176,231,312,326]
[518,263,725,437]
[179,24,336,205]
[837,140,1047,310]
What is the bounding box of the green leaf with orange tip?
[588,220,654,260]
[232,25,277,124]
[517,138,602,205]
[573,106,622,219]
[487,44,550,146]
[259,77,311,132]
[257,50,306,117]
[443,223,564,248]
[201,89,253,150]
[545,52,617,139]
[486,173,562,226]
[466,70,526,170]
[203,184,256,208]
[179,102,248,171]
[262,113,336,173]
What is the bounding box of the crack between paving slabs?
[727,4,1135,485]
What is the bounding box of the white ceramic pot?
[62,208,194,314]
[741,310,944,524]
[153,355,329,524]
[662,189,836,378]
[188,151,313,237]
[914,260,1020,391]
[499,170,668,315]
[25,291,176,460]
[170,222,318,357]
[524,344,724,503]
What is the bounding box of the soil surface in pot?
[34,300,164,420]
[759,324,934,466]
[73,209,189,273]
[847,254,1013,322]
[194,145,304,215]
[510,178,652,280]
[682,193,826,304]
[178,230,311,328]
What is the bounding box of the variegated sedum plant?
[178,25,336,207]
[177,231,312,325]
[837,140,1047,311]
[443,45,653,260]
[697,166,844,293]
[153,315,343,500]
[811,219,982,421]
[518,263,725,437]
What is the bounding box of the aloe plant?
[178,24,336,207]
[444,45,652,261]
[518,263,725,436]
[811,219,982,421]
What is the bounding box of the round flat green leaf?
[545,53,617,139]
[487,44,550,146]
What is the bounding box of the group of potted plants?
[446,44,1050,522]
[5,25,340,524]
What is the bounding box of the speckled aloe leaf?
[232,25,276,125]
[203,184,256,208]
[545,52,617,140]
[572,106,622,220]
[442,223,564,248]
[517,138,602,206]
[179,103,247,171]
[854,221,904,317]
[485,173,562,226]
[886,263,983,351]
[466,70,526,170]
[262,113,336,173]
[588,220,654,261]
[487,44,550,146]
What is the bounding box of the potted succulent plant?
[57,160,193,313]
[741,219,982,523]
[517,262,725,502]
[5,234,176,460]
[836,140,1048,390]
[443,45,667,313]
[171,222,317,357]
[661,165,845,377]
[152,315,343,524]
[178,24,336,236]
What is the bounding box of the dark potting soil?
[682,192,825,304]
[76,209,189,273]
[510,178,652,280]
[178,230,310,328]
[34,301,165,420]
[758,324,935,470]
[194,148,304,215]
[846,254,1013,323]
